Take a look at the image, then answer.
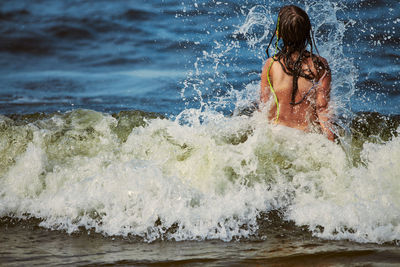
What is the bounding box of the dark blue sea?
[1,0,400,266]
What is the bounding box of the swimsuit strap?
[290,80,317,105]
[267,16,281,123]
[267,57,280,123]
[290,69,329,105]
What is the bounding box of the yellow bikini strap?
[266,17,280,123]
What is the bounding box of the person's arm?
[260,58,273,103]
[316,67,334,141]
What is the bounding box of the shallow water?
[1,109,400,266]
[2,218,400,266]
[1,0,400,265]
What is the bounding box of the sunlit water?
[1,0,400,265]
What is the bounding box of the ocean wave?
[0,34,53,55]
[0,9,30,21]
[0,109,399,243]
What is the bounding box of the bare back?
[260,54,334,140]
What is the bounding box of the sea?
[1,0,400,266]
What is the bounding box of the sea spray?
[0,110,280,241]
[288,127,400,243]
[1,109,400,243]
[180,0,356,133]
[1,0,400,244]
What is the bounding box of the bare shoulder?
[317,55,330,71]
[263,57,274,70]
[260,57,276,102]
[313,55,331,80]
[261,57,277,79]
[315,56,331,96]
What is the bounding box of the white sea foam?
[1,0,399,244]
[1,109,399,243]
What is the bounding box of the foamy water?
[1,0,399,247]
[1,109,399,243]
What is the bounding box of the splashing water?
[1,108,400,244]
[1,0,400,244]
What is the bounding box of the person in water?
[260,5,334,141]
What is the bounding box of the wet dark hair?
[266,5,329,105]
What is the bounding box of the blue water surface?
[0,0,399,116]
